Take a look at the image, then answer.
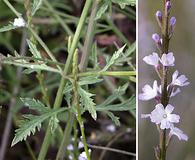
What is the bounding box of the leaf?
[96,96,135,112]
[79,76,103,86]
[63,76,103,94]
[90,42,99,68]
[112,0,136,9]
[11,107,66,146]
[27,39,42,58]
[101,45,126,71]
[78,86,97,120]
[20,98,50,113]
[32,0,43,16]
[99,83,128,107]
[95,0,110,20]
[49,115,59,133]
[0,24,17,32]
[2,55,60,73]
[106,112,120,126]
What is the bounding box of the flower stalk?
[139,1,189,160]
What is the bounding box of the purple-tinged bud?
[170,17,176,26]
[166,1,171,14]
[152,33,162,51]
[169,17,176,38]
[156,11,163,27]
[152,33,160,43]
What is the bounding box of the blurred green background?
[139,1,195,160]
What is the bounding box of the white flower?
[106,124,116,133]
[160,52,175,66]
[169,127,188,141]
[139,80,159,101]
[143,52,159,67]
[78,149,91,160]
[171,70,190,86]
[13,17,25,27]
[142,104,180,129]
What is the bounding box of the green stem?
[38,0,92,159]
[3,0,22,18]
[73,50,90,160]
[79,0,98,71]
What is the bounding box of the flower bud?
[165,1,171,15]
[152,33,162,50]
[156,11,163,27]
[170,17,176,26]
[152,33,160,43]
[169,17,176,37]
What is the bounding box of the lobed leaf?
[20,97,50,113]
[11,107,67,146]
[112,0,136,8]
[95,0,110,20]
[106,111,120,126]
[101,45,126,72]
[96,96,135,112]
[0,24,17,32]
[27,39,42,58]
[32,0,43,16]
[78,86,97,120]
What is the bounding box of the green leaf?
[27,39,42,58]
[95,0,110,20]
[99,83,128,107]
[78,86,97,120]
[106,112,120,126]
[79,76,103,86]
[112,0,136,8]
[49,115,59,133]
[63,76,103,94]
[32,0,43,16]
[11,107,67,146]
[101,45,126,71]
[0,24,17,32]
[2,55,60,73]
[96,96,135,112]
[20,98,50,113]
[90,42,99,68]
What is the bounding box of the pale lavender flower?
[139,80,158,101]
[169,127,188,141]
[143,52,159,67]
[160,52,175,66]
[142,104,180,129]
[171,70,190,86]
[13,17,25,27]
[170,88,181,97]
